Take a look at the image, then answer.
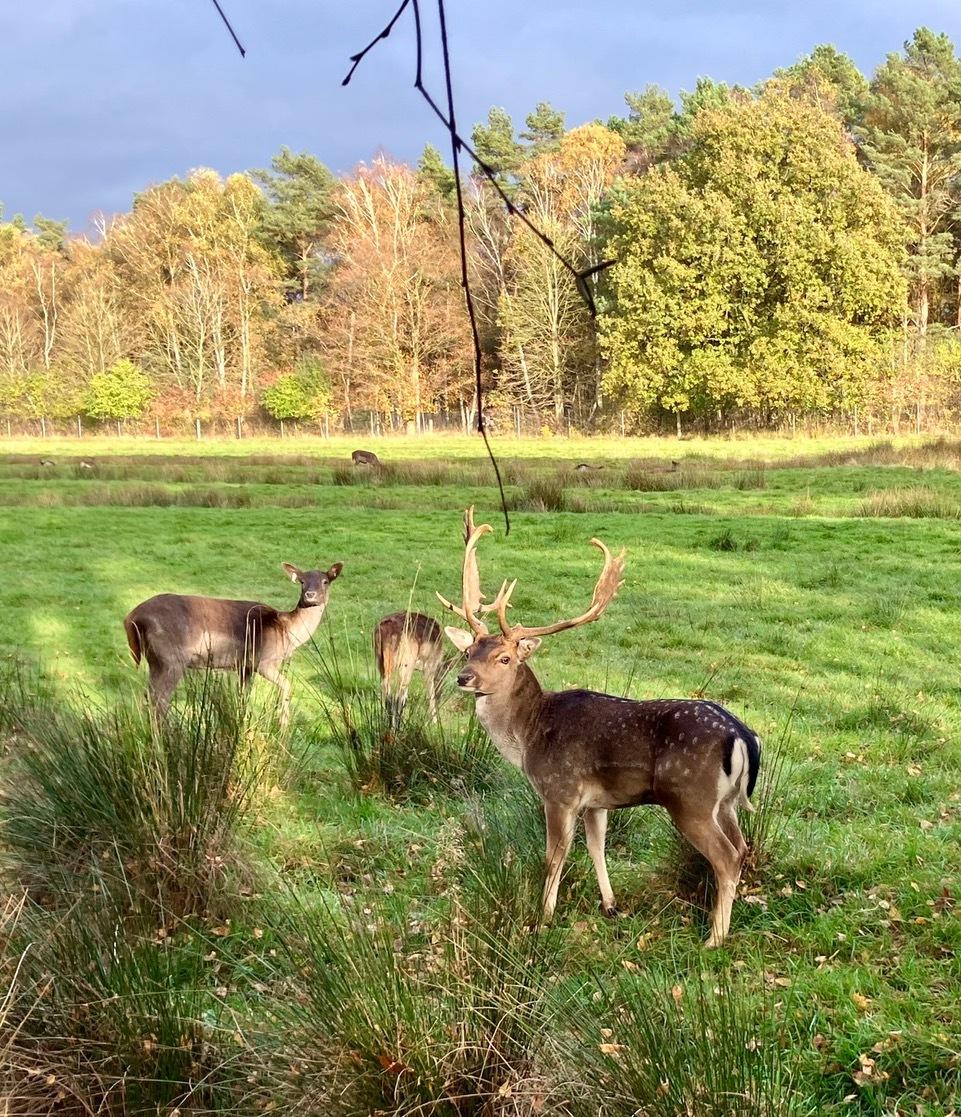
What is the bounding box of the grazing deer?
[374,611,446,721]
[437,508,760,946]
[124,562,343,725]
[351,449,381,466]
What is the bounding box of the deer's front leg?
[257,661,292,728]
[584,807,617,916]
[542,801,576,922]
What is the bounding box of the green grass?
[1,432,960,1114]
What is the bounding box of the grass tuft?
[0,668,263,915]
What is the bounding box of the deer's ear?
[445,626,475,652]
[516,637,542,660]
[281,562,302,582]
[327,562,343,581]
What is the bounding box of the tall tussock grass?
[265,888,570,1117]
[857,485,961,519]
[1,895,258,1116]
[563,970,806,1116]
[0,669,265,915]
[311,637,503,802]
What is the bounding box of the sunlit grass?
[0,433,960,1113]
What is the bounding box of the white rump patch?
[713,737,750,820]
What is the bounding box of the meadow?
[0,431,959,1115]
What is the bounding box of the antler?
[437,507,625,642]
[496,538,626,640]
[436,506,493,635]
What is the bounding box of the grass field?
[0,432,959,1115]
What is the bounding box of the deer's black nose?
[457,671,475,688]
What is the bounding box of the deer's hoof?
[601,904,620,919]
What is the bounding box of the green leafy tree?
[770,44,868,127]
[253,148,335,300]
[607,86,677,166]
[471,107,523,194]
[261,360,333,423]
[600,91,906,427]
[86,359,153,424]
[417,144,456,202]
[859,28,961,334]
[33,215,68,253]
[520,101,566,155]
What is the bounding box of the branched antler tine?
[436,507,493,634]
[507,539,626,640]
[492,579,517,636]
[462,506,487,615]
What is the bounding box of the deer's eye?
[499,655,511,665]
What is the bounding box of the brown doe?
[351,449,381,466]
[374,611,446,721]
[438,508,761,946]
[124,562,343,724]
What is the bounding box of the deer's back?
[126,593,281,668]
[526,692,758,810]
[375,612,443,672]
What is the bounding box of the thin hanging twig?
[208,0,246,57]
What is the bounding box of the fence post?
[236,415,242,440]
[77,416,82,438]
[40,416,47,438]
[195,418,201,441]
[156,417,161,439]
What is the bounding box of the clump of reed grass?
[1,894,257,1115]
[264,887,568,1117]
[857,486,961,519]
[0,668,264,915]
[733,464,768,489]
[624,462,722,492]
[516,473,568,512]
[564,969,806,1117]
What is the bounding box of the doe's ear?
[281,562,302,583]
[445,626,475,652]
[327,562,344,581]
[516,637,542,661]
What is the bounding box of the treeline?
[3,27,961,436]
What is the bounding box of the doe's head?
[282,561,343,608]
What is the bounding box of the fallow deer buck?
[124,562,343,725]
[438,508,761,947]
[374,611,446,721]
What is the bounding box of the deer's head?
[438,508,625,698]
[282,562,343,609]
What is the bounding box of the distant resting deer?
[124,562,343,725]
[437,508,761,946]
[374,611,446,721]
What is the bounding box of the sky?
[3,0,961,235]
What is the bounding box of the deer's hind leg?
[670,809,742,948]
[147,661,185,720]
[717,795,748,864]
